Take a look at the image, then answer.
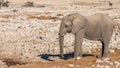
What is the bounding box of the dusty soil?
[0,0,120,68]
[9,49,120,68]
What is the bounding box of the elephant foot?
[102,52,108,58]
[102,54,108,57]
[60,55,64,59]
[97,55,102,58]
[97,54,108,58]
[74,55,82,60]
[76,57,81,60]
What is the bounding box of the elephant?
[59,13,113,59]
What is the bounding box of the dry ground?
[0,0,120,68]
[9,49,120,68]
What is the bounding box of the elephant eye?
[65,25,68,28]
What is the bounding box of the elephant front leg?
[74,29,84,58]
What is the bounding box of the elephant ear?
[71,17,87,34]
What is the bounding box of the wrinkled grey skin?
[59,13,113,59]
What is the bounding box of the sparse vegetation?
[27,14,37,19]
[56,13,64,16]
[0,14,17,18]
[0,0,9,8]
[0,0,120,68]
[22,1,34,7]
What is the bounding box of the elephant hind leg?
[99,24,113,58]
[100,41,107,57]
[100,40,109,58]
[100,33,112,58]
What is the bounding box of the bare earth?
[0,0,120,68]
[9,49,120,68]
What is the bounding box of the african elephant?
[59,13,113,59]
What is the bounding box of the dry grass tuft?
[71,1,101,6]
[56,13,64,16]
[100,8,113,11]
[39,16,52,20]
[45,12,51,14]
[27,14,61,21]
[0,14,17,18]
[27,14,37,19]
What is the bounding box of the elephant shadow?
[38,52,94,61]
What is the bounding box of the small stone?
[114,61,120,68]
[104,65,110,68]
[53,66,57,68]
[114,61,120,65]
[109,62,113,65]
[101,65,104,68]
[96,59,103,63]
[104,58,110,61]
[104,58,111,63]
[92,65,95,67]
[76,57,81,60]
[96,64,101,67]
[68,64,74,67]
[109,49,115,54]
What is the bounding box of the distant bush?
[0,0,9,8]
[22,1,34,7]
[56,13,64,16]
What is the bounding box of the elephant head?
[59,13,87,59]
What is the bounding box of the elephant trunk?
[59,35,64,59]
